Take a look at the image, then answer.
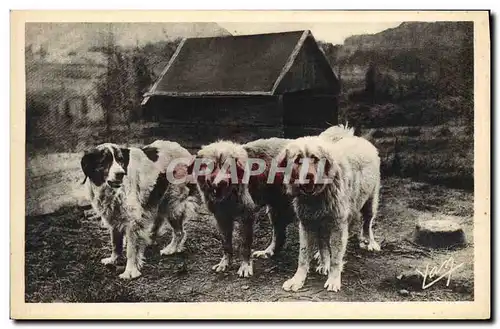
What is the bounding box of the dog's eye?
[294,156,302,164]
[311,155,319,163]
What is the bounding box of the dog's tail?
[319,122,355,142]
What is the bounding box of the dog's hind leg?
[359,189,381,252]
[161,215,186,256]
[101,227,124,265]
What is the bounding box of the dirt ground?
[25,176,474,303]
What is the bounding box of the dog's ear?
[316,146,332,177]
[120,147,130,174]
[81,148,100,185]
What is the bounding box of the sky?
[218,22,403,44]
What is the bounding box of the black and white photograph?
[11,10,490,319]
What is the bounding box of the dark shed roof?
[143,30,339,99]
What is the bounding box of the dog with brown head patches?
[188,138,296,277]
[81,141,198,279]
[278,129,381,292]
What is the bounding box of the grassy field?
[364,125,473,191]
[25,176,474,303]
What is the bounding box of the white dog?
[279,127,381,292]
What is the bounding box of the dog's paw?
[367,240,381,252]
[315,264,329,276]
[252,249,274,259]
[324,276,341,292]
[119,268,141,280]
[359,239,381,252]
[282,276,305,292]
[359,239,369,250]
[160,243,177,256]
[84,209,101,221]
[212,258,229,273]
[101,256,117,265]
[237,261,253,278]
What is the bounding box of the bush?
[373,131,473,191]
[406,127,421,137]
[438,127,452,137]
[371,129,389,138]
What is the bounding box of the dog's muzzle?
[208,180,232,202]
[299,173,318,195]
[107,173,125,188]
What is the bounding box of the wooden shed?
[142,30,340,150]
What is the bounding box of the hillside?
[334,21,473,74]
[319,21,474,128]
[343,21,473,53]
[26,22,231,65]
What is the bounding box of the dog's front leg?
[316,223,331,275]
[237,215,254,277]
[324,216,349,291]
[119,224,147,280]
[283,221,313,292]
[101,227,124,265]
[212,216,233,273]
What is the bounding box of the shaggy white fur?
[280,126,381,292]
[319,122,355,142]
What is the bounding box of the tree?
[131,48,153,121]
[25,44,33,62]
[81,96,89,116]
[64,99,72,124]
[365,62,378,103]
[38,44,48,60]
[96,31,155,132]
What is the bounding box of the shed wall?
[275,35,339,94]
[145,96,283,150]
[282,91,339,138]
